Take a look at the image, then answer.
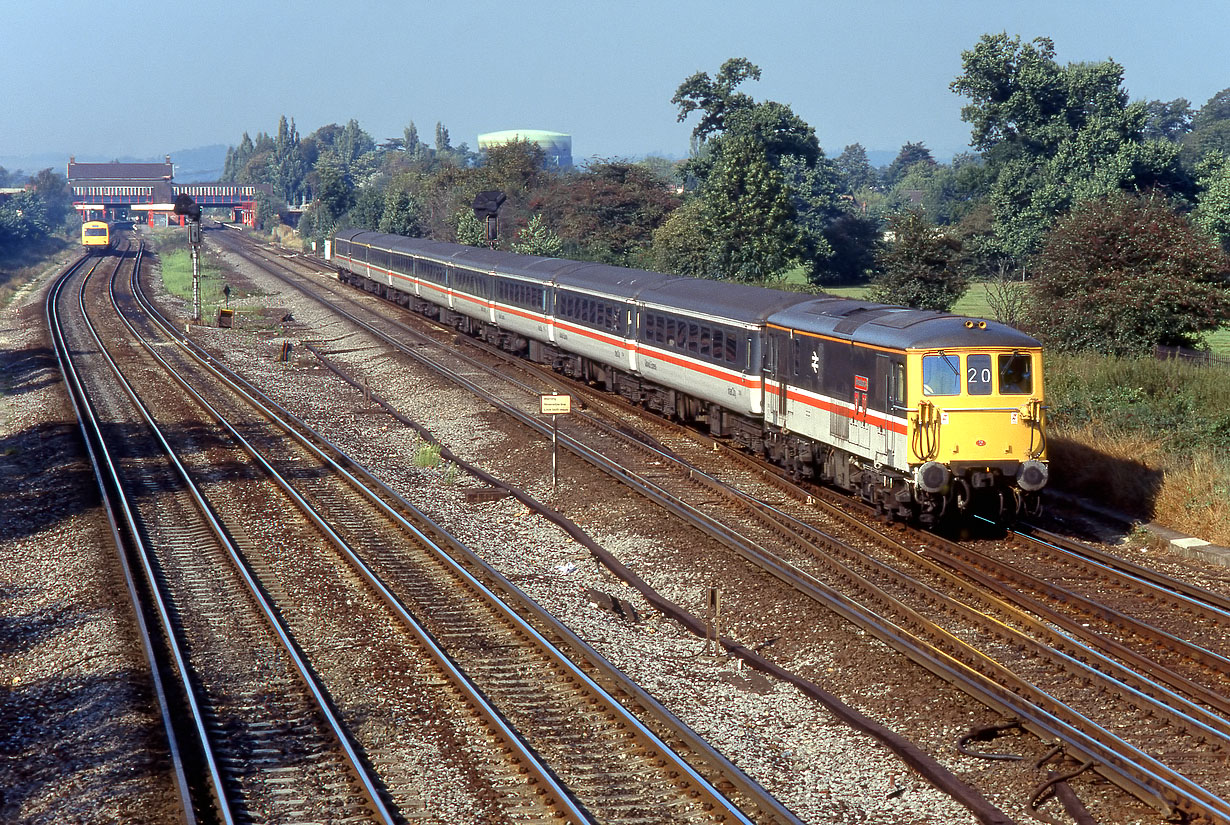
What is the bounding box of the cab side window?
[998,354,1033,394]
[922,354,961,396]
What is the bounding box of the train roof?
[638,278,812,324]
[332,231,1042,348]
[769,297,1042,350]
[552,262,675,299]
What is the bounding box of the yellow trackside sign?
[540,394,572,415]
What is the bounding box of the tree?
[379,184,423,237]
[887,153,992,226]
[671,57,761,141]
[268,115,307,203]
[835,143,876,192]
[253,191,278,230]
[1181,119,1230,168]
[454,208,487,246]
[1142,98,1193,140]
[510,214,564,257]
[1024,191,1230,354]
[778,154,841,278]
[1192,88,1230,132]
[677,85,820,184]
[222,133,255,182]
[651,198,711,277]
[671,58,836,281]
[951,33,1184,258]
[403,121,430,163]
[817,212,881,284]
[530,159,680,264]
[312,151,354,224]
[869,210,968,310]
[700,135,802,282]
[336,119,376,178]
[30,168,71,228]
[349,185,385,230]
[882,142,936,189]
[0,190,50,247]
[1193,151,1230,250]
[478,140,546,197]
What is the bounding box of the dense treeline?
[218,33,1230,359]
[0,167,73,256]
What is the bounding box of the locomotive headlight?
[1016,459,1049,491]
[915,461,950,494]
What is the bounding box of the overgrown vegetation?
[151,229,235,320]
[1045,354,1230,543]
[0,166,75,304]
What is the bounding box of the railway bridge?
[68,156,261,226]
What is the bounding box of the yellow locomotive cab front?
[81,220,110,252]
[906,346,1047,519]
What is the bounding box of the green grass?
[148,228,258,321]
[821,284,870,300]
[159,249,233,318]
[821,282,1000,318]
[1204,327,1230,357]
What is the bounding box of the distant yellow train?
[81,220,110,253]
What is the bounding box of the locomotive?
[327,230,1048,524]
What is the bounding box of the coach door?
[762,332,787,426]
[874,353,896,465]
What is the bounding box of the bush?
[1025,192,1230,354]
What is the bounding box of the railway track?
[210,229,1230,824]
[58,233,800,822]
[50,242,396,823]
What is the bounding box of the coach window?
[673,321,688,350]
[654,315,665,343]
[998,354,1033,394]
[922,354,961,396]
[967,354,992,395]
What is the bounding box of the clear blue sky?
[5,0,1228,167]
